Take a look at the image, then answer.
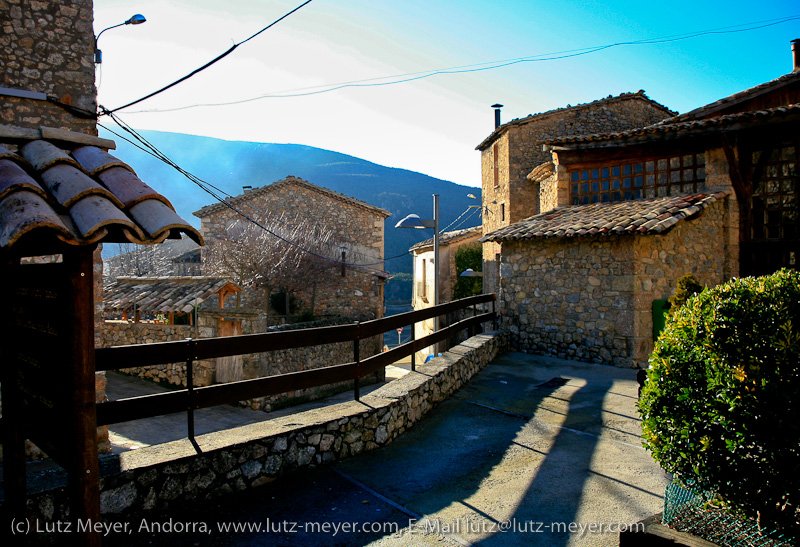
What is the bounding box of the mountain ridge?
[100,129,482,275]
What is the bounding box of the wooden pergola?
[103,276,240,324]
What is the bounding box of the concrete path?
[106,352,669,547]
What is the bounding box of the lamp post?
[94,14,146,64]
[395,194,440,355]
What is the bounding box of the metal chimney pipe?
[793,39,800,72]
[491,103,503,129]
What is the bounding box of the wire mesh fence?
[663,481,796,547]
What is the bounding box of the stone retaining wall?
[13,331,507,523]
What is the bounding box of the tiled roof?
[527,162,555,183]
[104,276,240,314]
[546,104,800,147]
[410,226,481,252]
[476,91,676,150]
[193,176,391,219]
[665,70,800,123]
[480,192,728,242]
[0,126,203,253]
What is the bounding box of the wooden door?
[215,319,244,383]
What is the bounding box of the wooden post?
[0,255,27,527]
[65,249,101,545]
[353,321,360,400]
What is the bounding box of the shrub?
[639,269,800,534]
[667,273,703,314]
[453,243,482,299]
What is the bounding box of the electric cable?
[103,0,315,114]
[123,14,800,113]
[99,116,414,268]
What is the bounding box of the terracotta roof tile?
[665,70,800,123]
[476,91,677,150]
[480,191,728,242]
[409,226,481,252]
[104,276,241,314]
[547,104,800,147]
[0,128,203,252]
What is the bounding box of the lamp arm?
[94,22,125,47]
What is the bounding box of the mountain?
[100,129,481,276]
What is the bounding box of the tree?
[203,213,338,321]
[453,243,482,299]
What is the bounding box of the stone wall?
[498,196,735,368]
[12,332,508,524]
[0,0,97,134]
[98,321,217,387]
[500,236,636,367]
[630,194,737,365]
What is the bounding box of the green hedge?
[639,269,800,535]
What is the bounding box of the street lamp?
[94,14,147,64]
[395,194,440,354]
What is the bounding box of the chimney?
[242,185,252,193]
[793,39,800,72]
[491,103,503,129]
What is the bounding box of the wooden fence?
[94,294,497,451]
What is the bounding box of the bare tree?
[104,242,173,282]
[203,213,339,321]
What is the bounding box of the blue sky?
[93,0,800,187]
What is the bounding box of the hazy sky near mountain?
[94,0,800,188]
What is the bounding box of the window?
[500,203,505,222]
[568,153,706,205]
[749,145,797,242]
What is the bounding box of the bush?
[639,269,800,534]
[453,243,482,299]
[667,273,703,314]
[269,290,299,316]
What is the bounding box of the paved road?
[105,352,668,547]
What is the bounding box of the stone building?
[409,226,481,361]
[476,92,677,295]
[482,42,800,369]
[194,176,391,320]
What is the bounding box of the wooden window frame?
[568,153,706,205]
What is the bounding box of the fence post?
[185,338,201,454]
[492,297,498,331]
[353,321,361,401]
[410,323,416,372]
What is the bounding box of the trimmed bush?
[639,269,800,534]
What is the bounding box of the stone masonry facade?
[1,0,97,134]
[479,93,676,295]
[498,196,736,368]
[12,332,508,525]
[195,177,389,319]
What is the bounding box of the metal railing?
[94,294,497,452]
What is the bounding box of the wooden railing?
[94,294,497,452]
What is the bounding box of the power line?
[100,118,398,266]
[103,0,315,115]
[124,14,800,113]
[99,115,412,268]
